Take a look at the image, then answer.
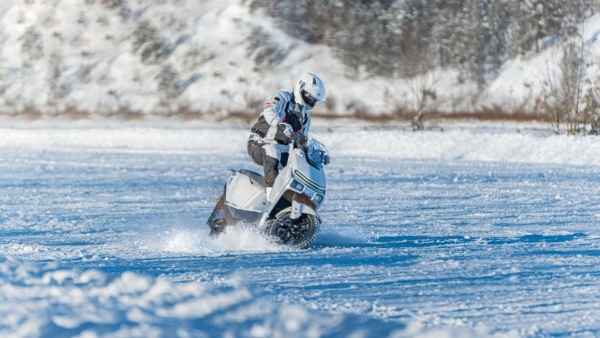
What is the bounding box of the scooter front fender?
[275,204,321,223]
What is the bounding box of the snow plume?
[140,218,285,255]
[0,257,494,338]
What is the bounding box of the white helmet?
[293,72,327,109]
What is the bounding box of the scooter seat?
[237,169,267,192]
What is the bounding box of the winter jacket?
[250,90,311,144]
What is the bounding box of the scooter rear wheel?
[268,212,320,249]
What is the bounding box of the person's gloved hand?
[297,134,309,149]
[278,123,294,138]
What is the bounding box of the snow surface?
[1,120,600,337]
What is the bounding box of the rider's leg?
[247,140,281,188]
[261,143,281,187]
[247,140,264,165]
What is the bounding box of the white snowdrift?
[0,257,495,338]
[1,121,600,166]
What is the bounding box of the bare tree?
[406,70,440,131]
[562,35,586,134]
[536,26,596,135]
[400,19,440,131]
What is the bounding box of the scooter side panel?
[270,167,293,204]
[226,204,262,223]
[225,172,267,212]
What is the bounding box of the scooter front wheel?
[267,212,320,249]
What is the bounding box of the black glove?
[277,123,294,138]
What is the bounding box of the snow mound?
[3,122,600,166]
[0,258,496,337]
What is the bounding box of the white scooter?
[207,135,330,249]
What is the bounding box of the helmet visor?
[301,89,317,108]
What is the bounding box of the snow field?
[0,121,599,336]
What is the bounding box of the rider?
[247,72,327,198]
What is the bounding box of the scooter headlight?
[291,180,305,192]
[306,139,330,167]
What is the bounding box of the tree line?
[250,0,599,92]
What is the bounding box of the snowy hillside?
[0,0,361,118]
[2,0,600,120]
[479,14,600,111]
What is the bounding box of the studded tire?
[267,212,320,249]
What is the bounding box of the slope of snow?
[0,0,376,116]
[479,14,600,110]
[4,0,592,117]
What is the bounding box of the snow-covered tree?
[252,0,600,85]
